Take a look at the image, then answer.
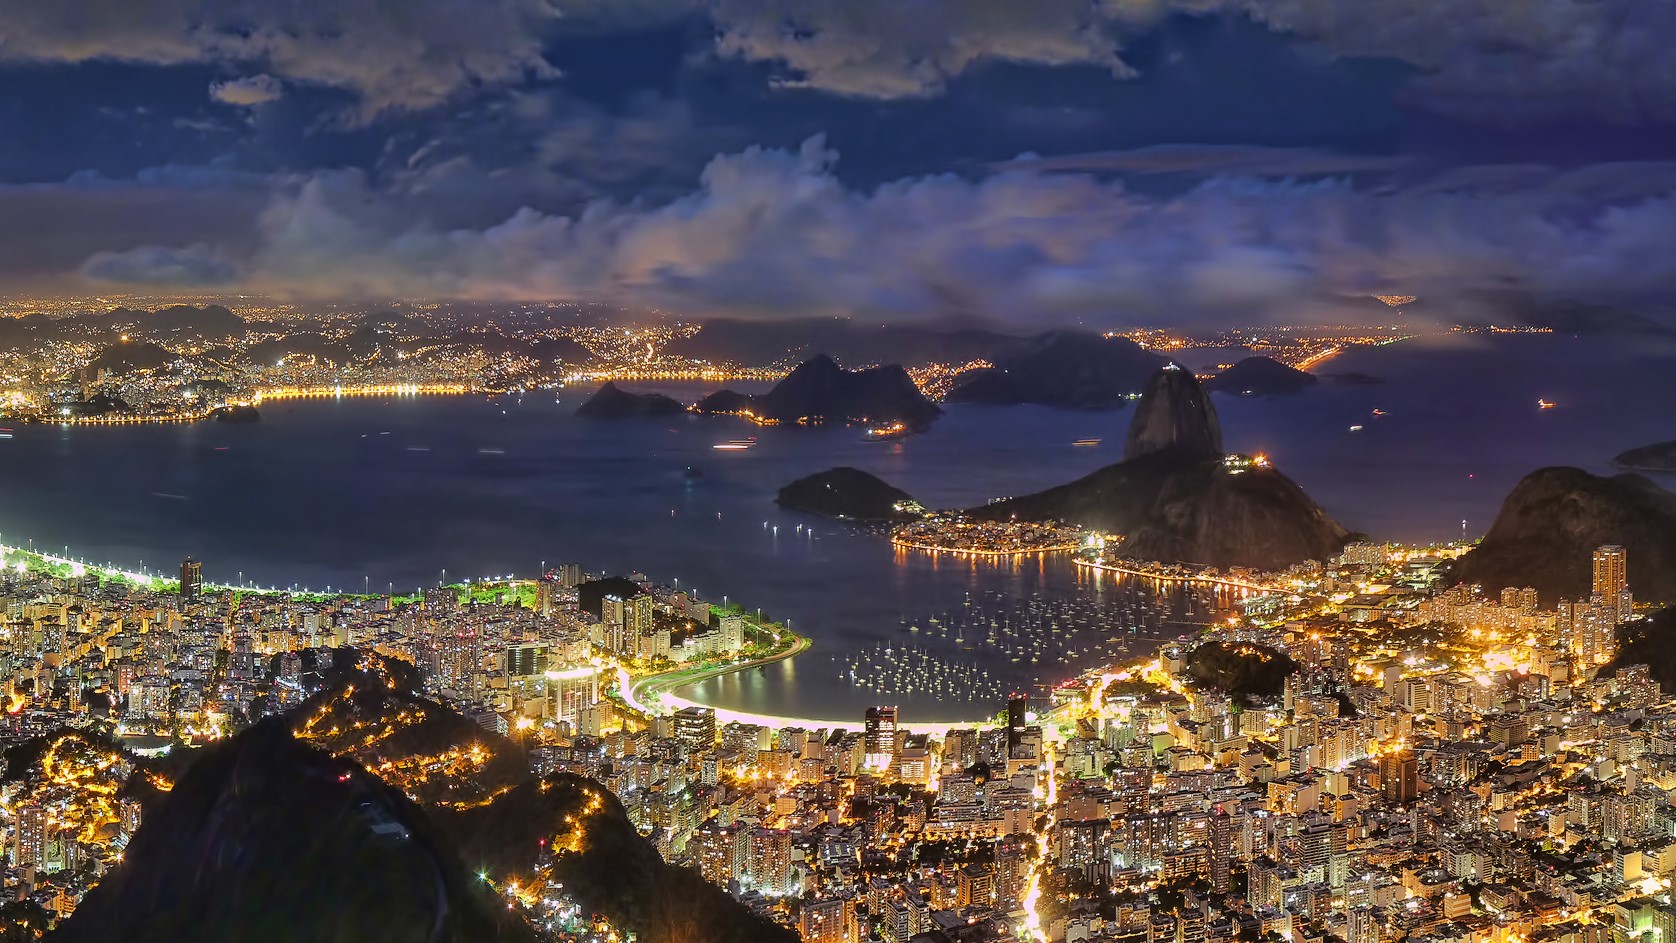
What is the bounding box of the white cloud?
[704,0,1150,98]
[209,74,284,106]
[80,243,240,286]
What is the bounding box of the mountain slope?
[1124,364,1223,462]
[945,331,1165,409]
[973,367,1348,570]
[52,720,533,943]
[1450,467,1676,603]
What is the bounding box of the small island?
[776,467,923,521]
[696,355,941,431]
[576,382,687,419]
[1613,438,1676,472]
[1203,356,1318,396]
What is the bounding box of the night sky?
[4,0,1675,326]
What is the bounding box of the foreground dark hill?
[439,779,797,943]
[975,366,1349,570]
[945,331,1165,409]
[275,650,789,943]
[1451,467,1676,603]
[52,721,533,943]
[697,354,941,429]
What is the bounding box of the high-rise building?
[546,667,600,730]
[751,828,797,896]
[1006,693,1029,756]
[179,557,203,599]
[1209,807,1232,894]
[1593,545,1633,620]
[535,578,557,618]
[13,802,45,870]
[865,706,899,769]
[674,705,717,752]
[799,898,847,943]
[1380,749,1418,804]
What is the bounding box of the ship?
[864,421,910,441]
[1537,399,1557,409]
[1072,437,1102,447]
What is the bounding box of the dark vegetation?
[1183,641,1300,704]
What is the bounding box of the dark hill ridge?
[973,366,1349,571]
[1613,438,1676,472]
[575,382,687,419]
[1124,364,1223,462]
[52,720,534,943]
[975,450,1350,570]
[665,316,1020,366]
[1450,467,1676,604]
[256,649,789,943]
[87,339,175,375]
[1204,356,1319,396]
[696,354,941,429]
[438,777,796,943]
[778,467,919,521]
[945,330,1166,409]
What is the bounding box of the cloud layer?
[0,0,559,116]
[74,140,1676,327]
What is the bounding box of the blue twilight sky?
[5,0,1676,327]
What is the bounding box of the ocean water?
[1,332,1672,721]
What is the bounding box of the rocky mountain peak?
[1123,364,1224,462]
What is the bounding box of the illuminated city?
[4,4,1676,943]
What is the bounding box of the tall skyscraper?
[179,557,203,599]
[1209,806,1232,894]
[1006,693,1029,756]
[1380,749,1418,804]
[1593,545,1632,619]
[13,802,45,871]
[865,706,899,769]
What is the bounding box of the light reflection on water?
[0,334,1672,720]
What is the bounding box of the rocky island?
[1450,466,1676,603]
[945,331,1165,410]
[971,365,1351,570]
[1203,356,1318,396]
[575,382,687,419]
[777,467,921,521]
[696,354,941,430]
[1612,438,1676,472]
